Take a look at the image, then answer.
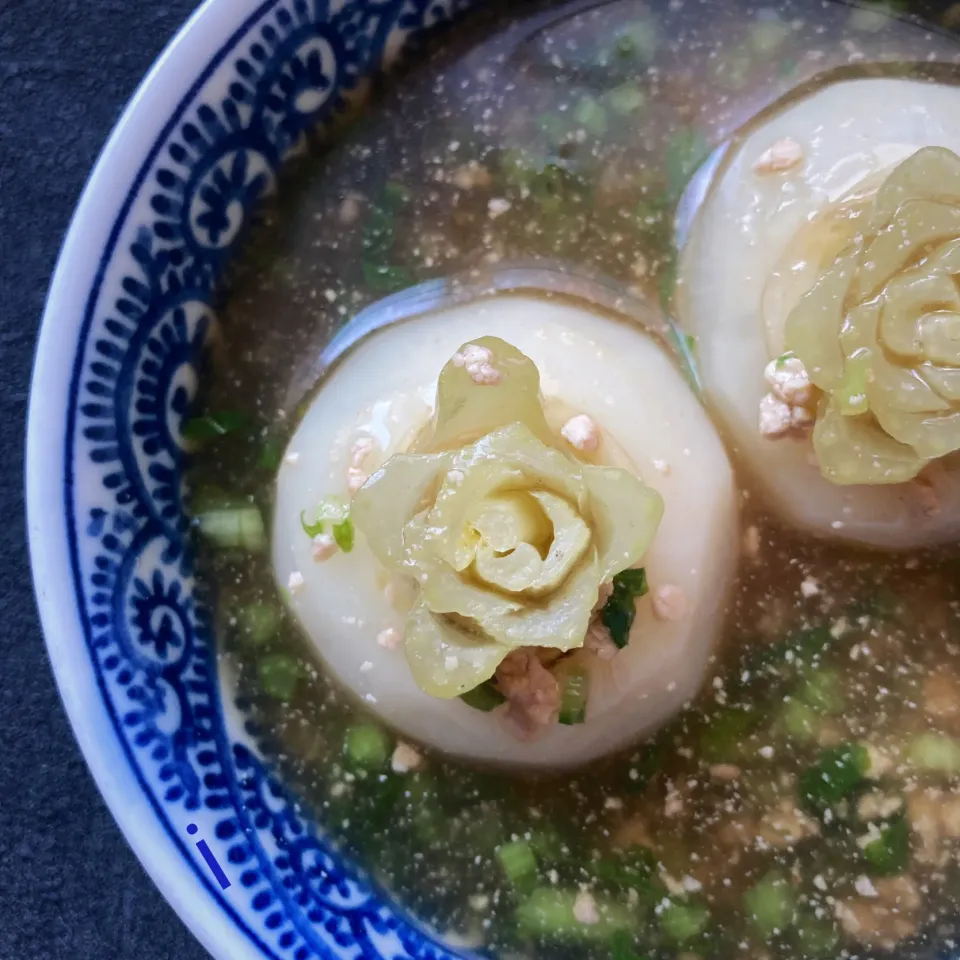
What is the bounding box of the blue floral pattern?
[66,1,480,957]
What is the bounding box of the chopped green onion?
[383,180,412,206]
[189,484,233,514]
[659,258,679,311]
[665,127,710,201]
[257,653,301,701]
[300,512,323,539]
[573,96,608,138]
[404,773,444,843]
[799,743,869,816]
[496,840,537,890]
[300,498,352,547]
[798,669,845,714]
[601,568,648,649]
[849,4,899,32]
[659,899,709,943]
[528,827,566,862]
[499,148,549,191]
[615,568,647,594]
[332,515,354,553]
[235,603,280,646]
[515,888,636,941]
[362,208,395,258]
[182,411,246,444]
[196,506,265,552]
[744,871,796,936]
[862,813,910,875]
[775,351,795,369]
[906,732,960,774]
[258,437,282,471]
[362,262,415,294]
[613,20,658,61]
[777,698,820,742]
[700,706,758,763]
[792,911,840,957]
[537,112,572,146]
[343,724,390,769]
[713,46,753,91]
[738,625,833,690]
[593,847,662,904]
[749,19,790,54]
[610,929,647,960]
[849,590,899,623]
[605,83,647,116]
[558,669,589,725]
[460,680,506,712]
[778,58,798,78]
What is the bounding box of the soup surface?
[190,1,960,957]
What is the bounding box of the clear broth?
[193,2,960,957]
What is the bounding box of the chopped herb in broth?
[190,1,960,957]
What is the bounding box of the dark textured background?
[0,2,208,956]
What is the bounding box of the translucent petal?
[858,200,960,299]
[407,519,523,621]
[920,311,960,366]
[351,451,453,569]
[419,533,600,650]
[764,191,873,359]
[468,492,551,554]
[868,360,951,415]
[924,364,960,402]
[428,424,587,570]
[404,600,508,699]
[582,465,665,581]
[474,542,546,593]
[813,400,925,485]
[785,249,856,389]
[879,272,958,360]
[416,335,554,453]
[477,549,601,651]
[870,146,960,227]
[519,491,592,596]
[924,235,960,274]
[871,405,960,460]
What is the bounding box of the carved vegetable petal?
[813,400,924,485]
[870,146,960,227]
[351,451,454,569]
[582,465,665,581]
[474,541,546,593]
[785,249,855,389]
[879,272,957,361]
[404,600,507,698]
[468,492,552,554]
[477,548,601,651]
[502,491,592,597]
[406,518,523,621]
[428,424,587,570]
[417,335,554,453]
[858,200,960,299]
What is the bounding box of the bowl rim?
[25,1,288,956]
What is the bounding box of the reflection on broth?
[190,1,960,957]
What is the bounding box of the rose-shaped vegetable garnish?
[352,337,664,699]
[787,147,960,485]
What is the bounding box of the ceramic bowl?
[26,1,477,957]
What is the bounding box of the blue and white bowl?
[25,2,479,957]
